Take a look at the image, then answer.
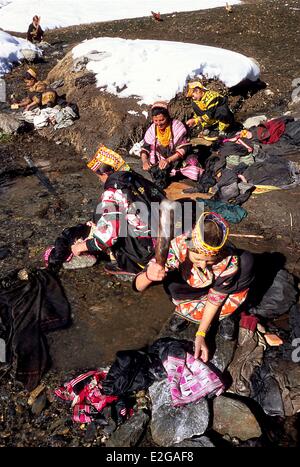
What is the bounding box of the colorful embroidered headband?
[87,144,130,173]
[191,212,229,256]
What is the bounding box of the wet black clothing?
[0,269,71,390]
[47,223,92,272]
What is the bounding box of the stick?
[24,155,57,195]
[155,200,177,267]
[229,233,264,239]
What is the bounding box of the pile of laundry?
[54,265,300,440]
[55,337,224,426]
[228,267,300,418]
[22,104,78,130]
[196,116,300,204]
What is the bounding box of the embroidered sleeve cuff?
[86,238,107,253]
[207,288,228,306]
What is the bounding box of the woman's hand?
[194,335,209,362]
[71,241,88,256]
[146,262,166,282]
[142,161,151,171]
[186,118,196,128]
[158,159,169,170]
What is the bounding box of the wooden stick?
[155,200,177,267]
[229,233,264,239]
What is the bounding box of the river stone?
[149,379,209,447]
[210,332,236,372]
[106,410,150,447]
[31,392,47,416]
[0,112,25,134]
[213,395,262,441]
[243,115,267,129]
[173,436,215,447]
[0,247,10,260]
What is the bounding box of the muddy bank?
[4,0,300,155]
[1,0,300,447]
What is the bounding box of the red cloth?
[257,118,286,144]
[240,311,258,331]
[55,370,118,423]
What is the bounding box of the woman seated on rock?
[140,101,201,190]
[134,211,254,361]
[62,144,165,275]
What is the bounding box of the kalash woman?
[134,212,254,361]
[66,144,165,275]
[140,101,202,190]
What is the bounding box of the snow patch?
[72,37,260,105]
[127,110,139,116]
[0,30,39,76]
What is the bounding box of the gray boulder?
[213,395,262,441]
[210,332,236,372]
[106,410,150,447]
[149,379,210,447]
[0,112,25,134]
[173,436,215,447]
[20,48,38,62]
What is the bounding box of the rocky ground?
[0,0,300,447]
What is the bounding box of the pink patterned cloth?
[170,154,203,181]
[163,353,224,407]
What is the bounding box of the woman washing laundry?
[11,68,50,111]
[61,144,165,275]
[140,101,201,189]
[134,211,254,361]
[186,81,234,138]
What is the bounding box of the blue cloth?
[196,198,247,224]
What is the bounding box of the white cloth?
[33,107,60,129]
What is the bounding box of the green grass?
[0,133,12,144]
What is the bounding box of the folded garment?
[226,154,255,169]
[196,198,247,224]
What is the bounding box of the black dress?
[27,23,44,43]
